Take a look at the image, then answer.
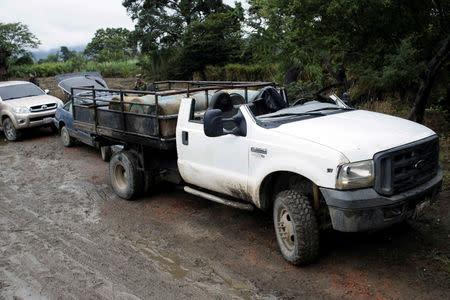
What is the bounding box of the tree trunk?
[0,46,11,81]
[409,34,450,123]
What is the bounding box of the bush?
[8,58,139,78]
[196,63,278,82]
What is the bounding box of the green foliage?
[176,5,244,78]
[123,0,244,79]
[0,22,40,55]
[245,0,449,105]
[84,28,136,62]
[284,81,322,103]
[8,58,139,78]
[60,46,76,61]
[199,63,278,81]
[13,53,34,66]
[123,0,233,52]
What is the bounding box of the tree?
[123,0,244,79]
[176,4,244,78]
[409,35,450,123]
[84,28,136,62]
[13,53,34,66]
[123,0,231,53]
[0,22,40,79]
[60,46,76,61]
[247,0,449,119]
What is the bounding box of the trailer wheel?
[273,190,319,265]
[100,146,112,162]
[109,151,142,200]
[60,126,74,147]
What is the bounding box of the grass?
[8,59,140,78]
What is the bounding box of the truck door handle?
[182,131,189,145]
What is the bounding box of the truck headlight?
[13,107,30,114]
[336,160,374,189]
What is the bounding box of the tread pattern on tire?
[3,118,21,141]
[274,190,319,265]
[109,151,143,200]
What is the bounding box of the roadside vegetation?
[8,58,139,78]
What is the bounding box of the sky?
[1,0,247,52]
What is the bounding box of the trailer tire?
[109,151,142,200]
[100,146,112,162]
[273,190,319,265]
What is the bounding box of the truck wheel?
[109,151,142,200]
[100,146,112,162]
[3,118,21,141]
[60,126,74,147]
[273,190,319,265]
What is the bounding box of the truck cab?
[175,87,442,264]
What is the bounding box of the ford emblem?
[414,159,426,169]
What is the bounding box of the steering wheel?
[292,98,311,106]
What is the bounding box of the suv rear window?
[0,84,44,100]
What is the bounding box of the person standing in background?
[29,71,39,87]
[133,74,146,91]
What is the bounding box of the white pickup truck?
[71,81,442,265]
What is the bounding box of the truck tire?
[273,190,319,265]
[109,151,143,200]
[3,118,21,141]
[100,146,112,162]
[60,126,74,147]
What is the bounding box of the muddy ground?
[0,127,449,300]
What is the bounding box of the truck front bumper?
[14,110,56,129]
[320,168,443,232]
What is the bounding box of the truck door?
[176,98,249,199]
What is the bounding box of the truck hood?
[271,110,436,162]
[5,95,61,108]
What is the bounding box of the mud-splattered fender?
[245,117,349,208]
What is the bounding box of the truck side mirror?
[44,89,50,94]
[204,109,225,137]
[203,109,247,138]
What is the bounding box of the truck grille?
[374,136,439,196]
[30,103,57,112]
[29,114,54,122]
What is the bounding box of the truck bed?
[71,81,276,149]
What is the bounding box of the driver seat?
[209,91,237,130]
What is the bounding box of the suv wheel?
[273,190,319,265]
[3,118,21,141]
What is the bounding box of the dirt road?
[0,129,449,299]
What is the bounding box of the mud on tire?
[273,190,319,265]
[109,151,143,200]
[3,118,21,141]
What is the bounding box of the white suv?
[0,81,63,141]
